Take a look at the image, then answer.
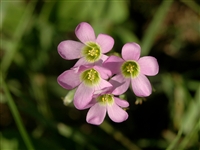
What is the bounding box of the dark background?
[1,0,200,150]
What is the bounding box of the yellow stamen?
[87,69,96,81]
[126,63,134,73]
[88,48,98,56]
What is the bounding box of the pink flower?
[57,22,114,66]
[57,65,112,110]
[86,87,129,125]
[103,42,159,97]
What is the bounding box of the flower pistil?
[83,42,101,62]
[121,61,139,78]
[81,69,100,86]
[97,94,114,105]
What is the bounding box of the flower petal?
[58,40,84,60]
[75,22,96,44]
[131,73,152,97]
[96,34,114,53]
[74,57,90,67]
[107,102,128,123]
[57,69,81,90]
[122,42,141,61]
[74,83,94,110]
[95,79,112,91]
[110,74,131,95]
[86,103,106,125]
[81,98,97,109]
[99,54,109,62]
[138,56,159,76]
[94,65,112,79]
[103,56,124,75]
[114,97,129,108]
[94,54,109,66]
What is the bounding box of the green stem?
[178,120,200,149]
[1,1,36,75]
[181,0,200,15]
[166,129,183,150]
[2,74,35,150]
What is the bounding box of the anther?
[88,48,99,57]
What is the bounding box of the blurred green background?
[1,0,200,150]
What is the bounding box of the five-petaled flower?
[103,42,159,97]
[57,65,112,109]
[57,22,114,66]
[85,86,129,125]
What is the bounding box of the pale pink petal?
[86,103,106,125]
[100,54,109,62]
[138,56,159,76]
[76,65,90,73]
[110,74,131,95]
[96,34,114,53]
[74,57,90,67]
[107,103,128,123]
[114,97,129,108]
[122,42,141,61]
[74,54,108,67]
[103,56,124,75]
[75,22,96,44]
[74,83,94,110]
[95,79,112,91]
[57,70,81,90]
[58,40,84,60]
[81,98,97,109]
[131,73,152,97]
[94,65,112,79]
[94,54,109,66]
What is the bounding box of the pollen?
[81,68,100,86]
[126,63,134,73]
[82,42,101,63]
[87,69,97,81]
[121,61,139,78]
[88,48,99,57]
[97,94,114,105]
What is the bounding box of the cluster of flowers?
[57,22,159,125]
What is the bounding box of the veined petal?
[76,64,90,73]
[58,40,83,60]
[96,34,114,53]
[114,97,129,108]
[57,70,81,90]
[94,65,112,79]
[86,103,106,125]
[100,54,109,62]
[122,42,141,61]
[74,57,90,67]
[74,83,94,110]
[110,74,130,95]
[131,73,152,97]
[107,102,128,123]
[95,79,112,91]
[94,54,109,66]
[75,54,108,67]
[138,56,159,76]
[81,98,97,109]
[75,22,96,44]
[103,55,124,75]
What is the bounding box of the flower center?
[121,61,139,78]
[97,94,114,105]
[83,42,101,63]
[81,69,100,86]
